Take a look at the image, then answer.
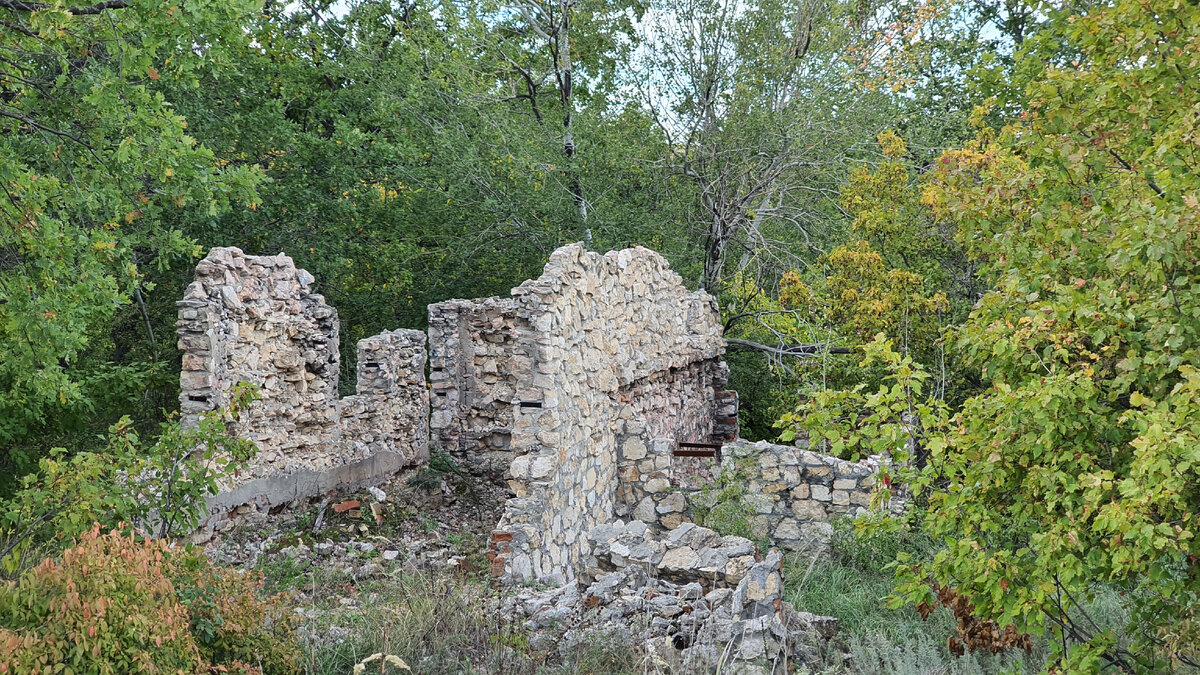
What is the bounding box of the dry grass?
[291,565,646,675]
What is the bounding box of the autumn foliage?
[0,524,299,675]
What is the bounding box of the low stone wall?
[611,435,894,552]
[177,248,429,517]
[613,422,681,528]
[721,439,891,551]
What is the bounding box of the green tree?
[828,1,1200,669]
[0,0,263,478]
[161,0,681,388]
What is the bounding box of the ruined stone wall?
[721,439,893,552]
[178,248,340,459]
[177,248,428,516]
[616,359,729,443]
[490,245,727,585]
[613,429,686,530]
[427,297,525,477]
[338,330,429,467]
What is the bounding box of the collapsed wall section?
[177,247,428,516]
[488,245,727,585]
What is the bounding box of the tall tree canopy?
[0,0,262,476]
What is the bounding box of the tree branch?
[0,0,127,15]
[725,338,851,358]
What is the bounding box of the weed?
[428,450,462,476]
[300,569,644,675]
[446,531,477,553]
[259,555,312,594]
[688,459,769,550]
[407,450,462,491]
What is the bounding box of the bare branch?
[0,0,127,15]
[725,337,850,358]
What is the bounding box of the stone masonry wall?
[721,439,894,552]
[427,297,524,477]
[612,437,894,551]
[338,330,429,467]
[617,359,729,443]
[489,245,727,585]
[178,248,340,457]
[177,248,429,516]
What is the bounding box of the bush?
[0,524,300,675]
[687,460,769,551]
[1,384,257,576]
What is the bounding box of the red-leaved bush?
[0,524,299,675]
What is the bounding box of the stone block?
[791,500,827,521]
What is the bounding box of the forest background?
[0,0,1024,473]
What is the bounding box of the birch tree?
[635,0,938,293]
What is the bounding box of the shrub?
[1,384,257,576]
[168,549,301,673]
[0,524,300,675]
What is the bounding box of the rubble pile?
[511,520,839,674]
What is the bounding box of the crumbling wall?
[178,248,340,459]
[613,432,694,531]
[577,520,830,672]
[177,248,429,516]
[338,330,429,466]
[427,297,524,477]
[489,245,728,585]
[720,439,893,551]
[616,360,729,443]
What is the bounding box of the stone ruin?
[178,243,898,672]
[177,248,428,514]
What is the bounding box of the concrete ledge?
[202,450,415,519]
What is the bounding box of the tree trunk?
[557,0,587,228]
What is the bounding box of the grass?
[297,568,645,675]
[783,518,1148,674]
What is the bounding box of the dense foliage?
[0,0,263,479]
[792,0,1200,669]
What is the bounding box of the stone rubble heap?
[511,519,839,674]
[585,520,759,588]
